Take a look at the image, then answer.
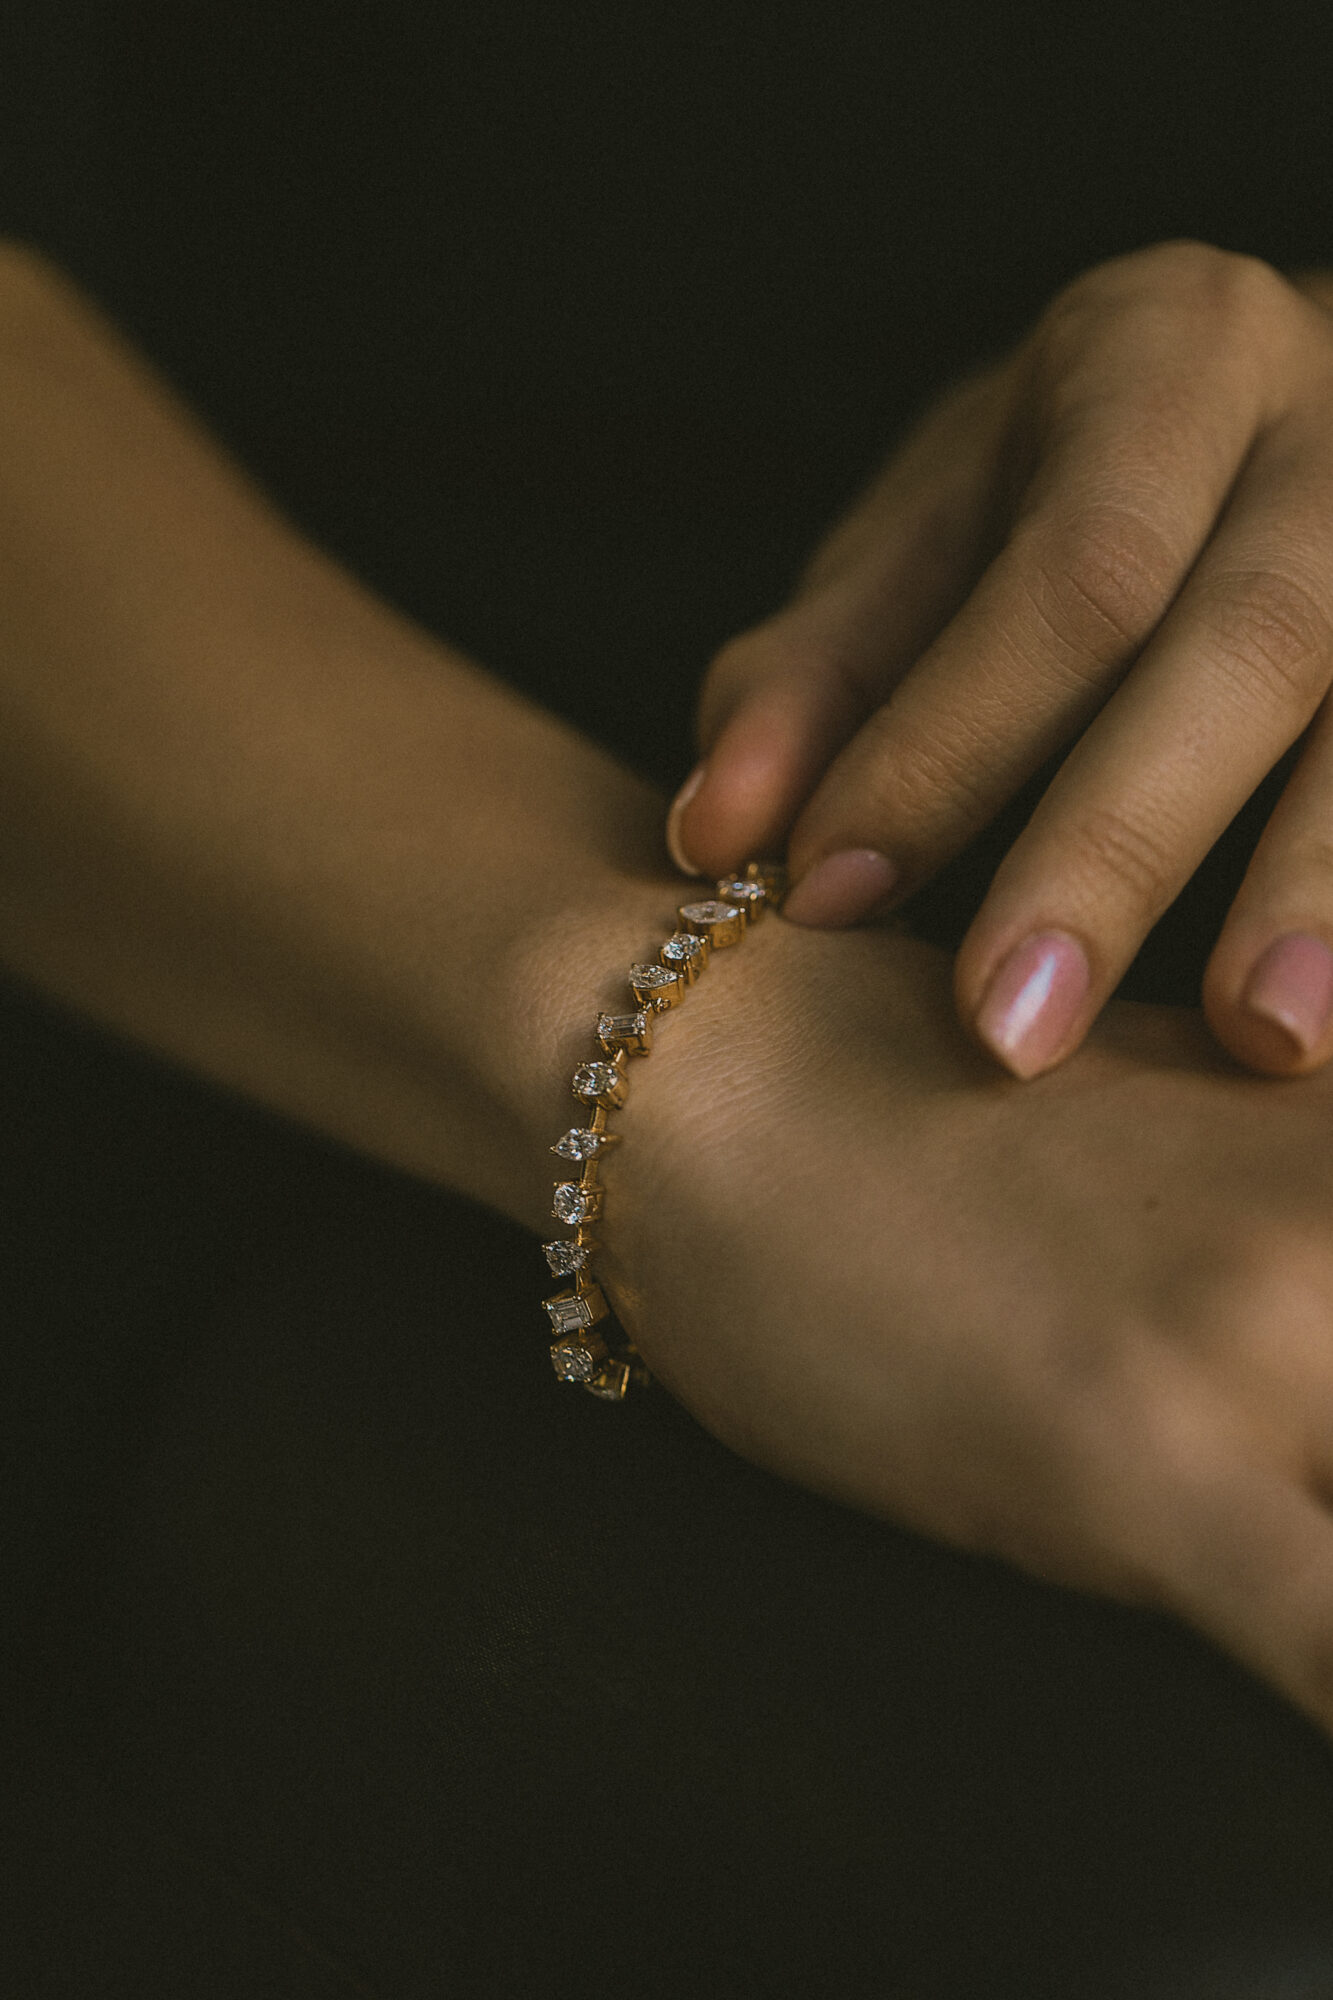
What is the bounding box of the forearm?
[0,244,674,1229]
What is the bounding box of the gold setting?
[542,861,781,1398]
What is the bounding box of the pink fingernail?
[782,849,899,927]
[975,930,1091,1078]
[1242,932,1333,1056]
[665,764,706,877]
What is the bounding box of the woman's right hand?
[599,914,1333,1739]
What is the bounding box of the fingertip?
[1209,931,1333,1076]
[668,703,809,878]
[968,929,1093,1080]
[665,764,707,876]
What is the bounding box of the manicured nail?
[782,848,899,928]
[1241,932,1333,1057]
[665,764,706,876]
[975,930,1091,1078]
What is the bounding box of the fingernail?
[782,848,899,928]
[665,764,706,876]
[975,930,1091,1078]
[1241,932,1333,1057]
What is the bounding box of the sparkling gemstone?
[551,1338,597,1384]
[543,1239,590,1277]
[661,931,704,963]
[572,1060,620,1099]
[552,1181,595,1225]
[544,1289,595,1334]
[598,1010,648,1039]
[719,876,765,912]
[597,1009,651,1053]
[630,962,678,988]
[680,899,741,926]
[552,1128,607,1161]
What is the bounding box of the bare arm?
[0,242,674,1232]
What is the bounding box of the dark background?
[4,5,1333,1995]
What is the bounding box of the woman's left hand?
[668,242,1333,1081]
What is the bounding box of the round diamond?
[553,1181,594,1225]
[573,1061,618,1098]
[661,932,704,963]
[719,876,765,912]
[551,1338,597,1384]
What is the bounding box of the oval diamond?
[551,1338,597,1384]
[572,1061,618,1098]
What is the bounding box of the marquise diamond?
[552,1128,607,1161]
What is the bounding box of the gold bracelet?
[540,859,786,1400]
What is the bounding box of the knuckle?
[1195,565,1333,713]
[1019,504,1178,666]
[1061,800,1178,914]
[871,712,1000,842]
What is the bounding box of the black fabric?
[4,5,1333,1994]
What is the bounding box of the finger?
[1202,696,1333,1072]
[782,249,1304,926]
[667,366,1012,877]
[953,407,1333,1078]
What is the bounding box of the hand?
[598,917,1333,1740]
[669,242,1333,1081]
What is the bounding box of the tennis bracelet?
[540,859,785,1401]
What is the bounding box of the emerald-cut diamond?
[597,1009,651,1054]
[544,1289,597,1335]
[543,1238,590,1277]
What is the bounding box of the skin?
[671,242,1333,1082]
[6,243,1333,1739]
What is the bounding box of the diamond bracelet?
[540,859,786,1401]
